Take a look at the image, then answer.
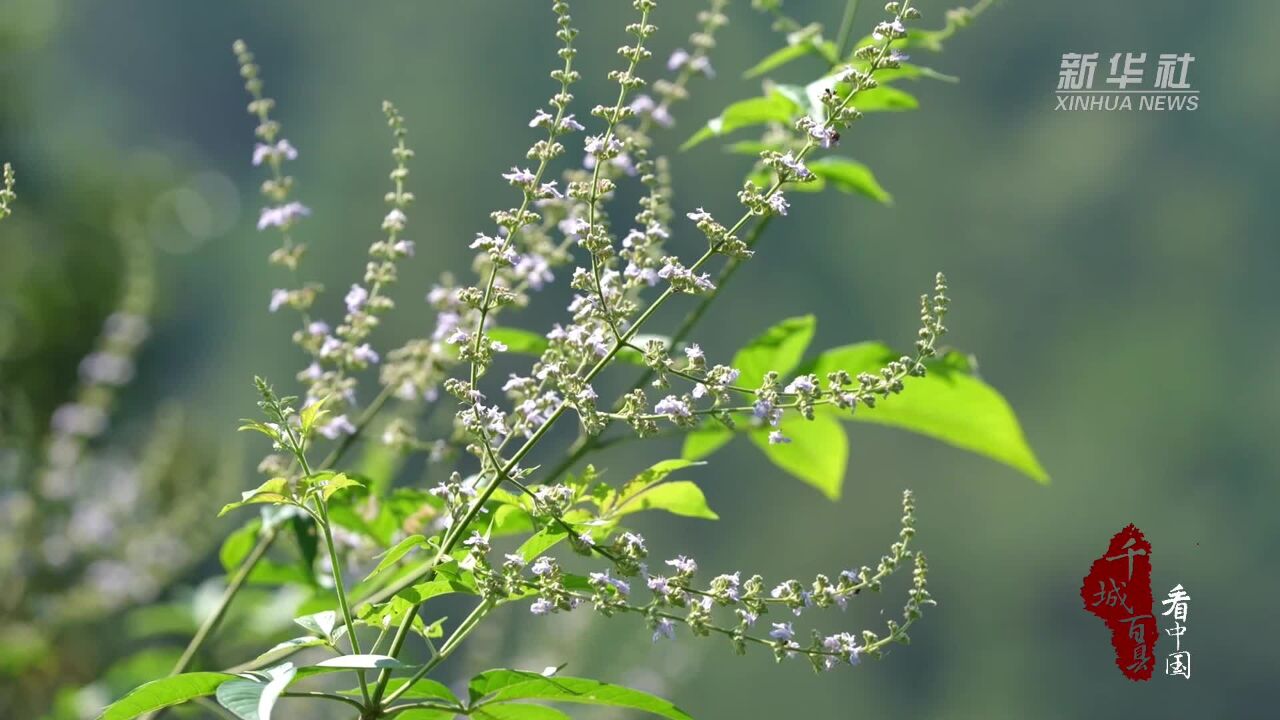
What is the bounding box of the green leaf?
[681,424,734,461]
[365,534,429,581]
[469,670,692,720]
[244,637,327,669]
[850,85,919,111]
[807,157,893,205]
[744,40,834,78]
[397,576,474,604]
[475,703,573,720]
[750,412,848,499]
[612,481,718,520]
[293,611,339,641]
[812,343,1049,483]
[517,529,568,563]
[311,472,362,502]
[220,520,262,572]
[489,327,549,356]
[732,315,816,389]
[215,663,296,720]
[311,654,410,670]
[219,477,292,517]
[299,396,330,437]
[681,94,800,151]
[98,672,234,720]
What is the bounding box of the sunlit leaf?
[489,327,549,356]
[611,481,718,520]
[681,94,800,151]
[365,534,429,581]
[811,343,1049,483]
[468,670,692,720]
[807,157,892,205]
[215,662,296,720]
[98,672,234,720]
[749,412,848,499]
[732,315,816,389]
[743,39,837,78]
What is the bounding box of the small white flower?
[318,415,357,440]
[654,395,691,419]
[652,618,676,642]
[502,167,536,186]
[382,208,408,231]
[529,108,554,128]
[768,430,791,445]
[352,344,380,365]
[345,284,369,314]
[268,289,289,313]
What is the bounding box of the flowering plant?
[80,0,1043,718]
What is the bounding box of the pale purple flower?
[654,395,691,419]
[687,207,714,224]
[529,108,554,128]
[690,56,715,78]
[784,375,816,394]
[769,622,795,642]
[768,193,790,216]
[652,618,676,642]
[558,115,585,132]
[530,557,554,576]
[257,202,311,230]
[51,403,107,437]
[502,166,536,186]
[667,48,690,71]
[530,598,554,615]
[352,343,380,365]
[382,208,407,231]
[683,344,704,362]
[79,352,134,386]
[666,556,697,574]
[318,415,357,439]
[768,430,791,445]
[345,284,369,314]
[269,288,290,313]
[779,152,811,180]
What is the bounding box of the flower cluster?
[0,162,14,220]
[464,490,930,671]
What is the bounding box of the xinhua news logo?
[1056,52,1198,112]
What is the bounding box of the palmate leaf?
[468,670,693,720]
[98,672,234,720]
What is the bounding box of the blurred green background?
[2,0,1276,717]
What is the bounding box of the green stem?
[381,601,494,708]
[167,525,277,676]
[835,0,861,58]
[316,500,372,706]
